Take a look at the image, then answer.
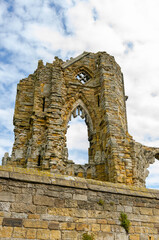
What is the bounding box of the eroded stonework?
[2,51,159,187]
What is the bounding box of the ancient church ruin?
[2,51,159,187]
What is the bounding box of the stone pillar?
[44,58,65,173]
[98,53,133,184]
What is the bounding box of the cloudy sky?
[0,0,159,188]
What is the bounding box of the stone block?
[10,172,48,184]
[54,199,65,208]
[33,195,54,206]
[76,223,89,231]
[107,220,116,225]
[48,222,59,230]
[117,205,124,212]
[62,230,77,240]
[11,202,36,213]
[2,218,22,227]
[73,194,87,201]
[129,226,135,234]
[92,223,100,232]
[115,233,129,240]
[61,192,72,199]
[0,191,15,202]
[0,171,9,178]
[153,209,159,216]
[101,224,111,232]
[26,229,37,239]
[0,226,13,238]
[41,214,73,222]
[74,209,87,218]
[50,230,61,239]
[134,226,143,233]
[48,207,69,216]
[28,214,40,219]
[0,202,10,211]
[23,219,48,228]
[124,206,132,213]
[0,211,11,218]
[65,199,78,208]
[129,234,140,240]
[97,219,107,224]
[37,229,50,239]
[60,222,75,230]
[36,205,47,214]
[15,193,32,204]
[140,207,153,215]
[12,227,26,238]
[97,232,114,240]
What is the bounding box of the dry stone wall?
[2,51,159,187]
[0,166,159,240]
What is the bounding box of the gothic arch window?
[76,70,91,84]
[67,99,93,133]
[66,99,93,165]
[66,112,89,165]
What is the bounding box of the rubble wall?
[0,166,159,240]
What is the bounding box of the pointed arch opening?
[66,100,93,165]
[66,116,89,165]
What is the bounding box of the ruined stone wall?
[2,51,159,187]
[0,166,159,240]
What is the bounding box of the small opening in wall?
[98,95,100,107]
[148,237,152,240]
[37,155,41,166]
[42,97,45,112]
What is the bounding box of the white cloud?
[66,117,89,151]
[0,108,14,131]
[0,0,159,187]
[66,117,89,165]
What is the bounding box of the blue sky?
[0,0,159,188]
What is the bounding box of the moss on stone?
[82,232,95,240]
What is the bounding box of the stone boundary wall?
[0,166,159,240]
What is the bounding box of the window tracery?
[67,99,93,133]
[76,71,91,84]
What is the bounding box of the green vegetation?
[110,201,114,206]
[119,212,131,233]
[82,232,95,240]
[97,198,105,206]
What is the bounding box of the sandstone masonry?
[2,51,159,187]
[0,167,159,240]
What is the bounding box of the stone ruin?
[2,51,159,187]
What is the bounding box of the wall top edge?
[0,166,159,198]
[61,52,90,68]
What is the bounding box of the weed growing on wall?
[82,232,95,240]
[119,212,131,233]
[97,199,105,206]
